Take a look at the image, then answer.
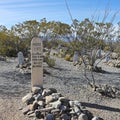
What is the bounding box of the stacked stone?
[21,87,101,120]
[107,60,120,68]
[16,58,31,74]
[96,84,120,98]
[0,56,6,61]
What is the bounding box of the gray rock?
[0,56,6,61]
[59,97,70,106]
[70,109,75,114]
[39,107,54,112]
[82,110,93,120]
[71,115,78,120]
[50,100,61,109]
[74,100,81,107]
[32,86,42,94]
[35,93,43,101]
[22,106,30,115]
[42,89,52,96]
[29,101,39,111]
[22,93,34,104]
[58,97,66,101]
[18,107,23,110]
[38,100,44,106]
[92,116,100,120]
[73,105,81,115]
[45,93,61,104]
[51,93,61,100]
[49,88,57,93]
[28,113,36,118]
[27,111,34,115]
[35,110,41,119]
[69,100,74,107]
[45,95,53,104]
[59,105,67,111]
[111,52,118,59]
[60,113,70,120]
[116,91,120,98]
[69,100,81,108]
[78,113,88,120]
[46,113,55,120]
[51,109,60,113]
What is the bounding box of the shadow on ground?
[81,102,120,113]
[52,66,71,71]
[0,71,31,98]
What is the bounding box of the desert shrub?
[44,56,55,67]
[64,54,71,61]
[70,57,73,62]
[114,44,120,57]
[58,49,66,58]
[104,46,110,51]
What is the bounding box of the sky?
[0,0,120,29]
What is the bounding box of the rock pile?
[16,58,31,74]
[0,56,6,61]
[111,52,119,60]
[106,60,120,68]
[21,87,101,120]
[96,84,120,98]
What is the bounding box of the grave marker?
[96,49,101,58]
[73,51,79,65]
[17,51,24,66]
[105,51,111,62]
[31,37,43,88]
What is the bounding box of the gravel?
[0,57,120,120]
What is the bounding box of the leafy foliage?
[64,54,71,61]
[0,18,120,58]
[44,56,55,67]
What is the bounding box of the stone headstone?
[31,37,43,88]
[96,49,101,58]
[73,51,79,64]
[105,51,110,62]
[17,51,24,65]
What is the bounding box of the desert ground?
[0,57,120,120]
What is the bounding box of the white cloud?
[0,0,32,3]
[0,0,63,9]
[0,0,120,29]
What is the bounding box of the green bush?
[44,56,55,67]
[64,54,71,61]
[104,46,110,51]
[114,43,120,57]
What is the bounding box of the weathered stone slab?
[73,51,79,65]
[31,37,43,88]
[17,51,24,65]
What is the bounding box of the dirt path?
[0,58,120,120]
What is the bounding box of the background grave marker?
[17,51,24,66]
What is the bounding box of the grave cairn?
[21,87,103,120]
[21,37,102,120]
